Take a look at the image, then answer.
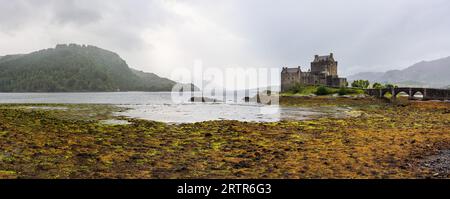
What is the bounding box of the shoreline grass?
[281,85,364,97]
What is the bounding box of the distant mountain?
[0,44,197,92]
[348,56,450,88]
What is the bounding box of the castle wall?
[311,62,328,74]
[332,77,347,87]
[281,71,300,92]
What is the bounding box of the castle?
[281,53,347,92]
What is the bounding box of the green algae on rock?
[0,98,449,179]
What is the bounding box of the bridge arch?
[382,90,393,99]
[394,91,409,98]
[412,91,424,99]
[411,88,425,96]
[395,88,410,95]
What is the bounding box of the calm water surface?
[0,92,347,123]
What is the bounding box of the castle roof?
[282,67,301,73]
[313,53,335,62]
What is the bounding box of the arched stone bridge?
[365,87,450,101]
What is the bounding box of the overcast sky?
[1,0,450,81]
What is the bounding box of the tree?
[338,87,349,96]
[351,80,370,89]
[385,84,398,89]
[372,82,384,89]
[315,86,332,95]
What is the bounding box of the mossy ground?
[0,98,449,179]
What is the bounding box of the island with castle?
[281,53,348,92]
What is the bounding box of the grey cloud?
[50,0,103,26]
[1,0,450,78]
[0,0,48,31]
[0,0,176,51]
[186,0,450,74]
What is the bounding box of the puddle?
[26,106,69,110]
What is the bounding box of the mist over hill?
[0,44,196,92]
[348,56,450,88]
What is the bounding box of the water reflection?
[0,92,349,123]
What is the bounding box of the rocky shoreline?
[0,97,449,179]
[417,150,450,178]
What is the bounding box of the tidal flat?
[0,97,449,179]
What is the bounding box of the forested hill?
[0,44,192,92]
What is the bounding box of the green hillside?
[0,44,190,92]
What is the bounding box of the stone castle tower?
[281,53,347,92]
[311,53,337,76]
